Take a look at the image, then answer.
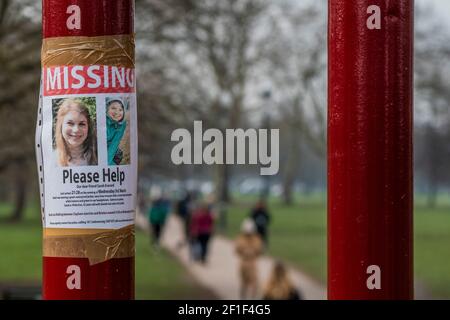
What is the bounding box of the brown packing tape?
[42,35,135,68]
[43,225,135,265]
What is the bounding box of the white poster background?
[40,93,137,229]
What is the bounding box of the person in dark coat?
[249,200,271,247]
[176,192,192,246]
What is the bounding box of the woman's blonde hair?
[263,260,295,300]
[55,99,97,166]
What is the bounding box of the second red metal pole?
[328,0,414,299]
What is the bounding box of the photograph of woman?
[106,97,130,165]
[53,98,98,167]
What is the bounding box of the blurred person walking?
[249,200,271,247]
[262,260,302,300]
[189,201,215,263]
[235,219,263,300]
[175,191,193,247]
[148,192,170,247]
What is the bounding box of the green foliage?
[80,97,97,122]
[52,97,97,122]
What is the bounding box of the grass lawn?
[0,202,212,299]
[414,197,450,299]
[225,194,450,299]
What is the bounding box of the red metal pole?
[39,0,135,300]
[328,1,414,299]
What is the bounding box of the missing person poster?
[36,0,136,300]
[38,66,137,230]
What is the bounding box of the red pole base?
[43,257,134,300]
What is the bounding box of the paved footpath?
[137,213,327,300]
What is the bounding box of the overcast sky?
[417,0,450,28]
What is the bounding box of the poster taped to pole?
[36,0,136,299]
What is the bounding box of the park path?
[136,213,326,300]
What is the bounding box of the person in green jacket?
[148,196,170,246]
[106,97,127,165]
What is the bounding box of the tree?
[414,5,450,207]
[136,0,268,203]
[0,0,40,221]
[258,2,327,205]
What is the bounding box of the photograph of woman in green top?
[106,97,130,165]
